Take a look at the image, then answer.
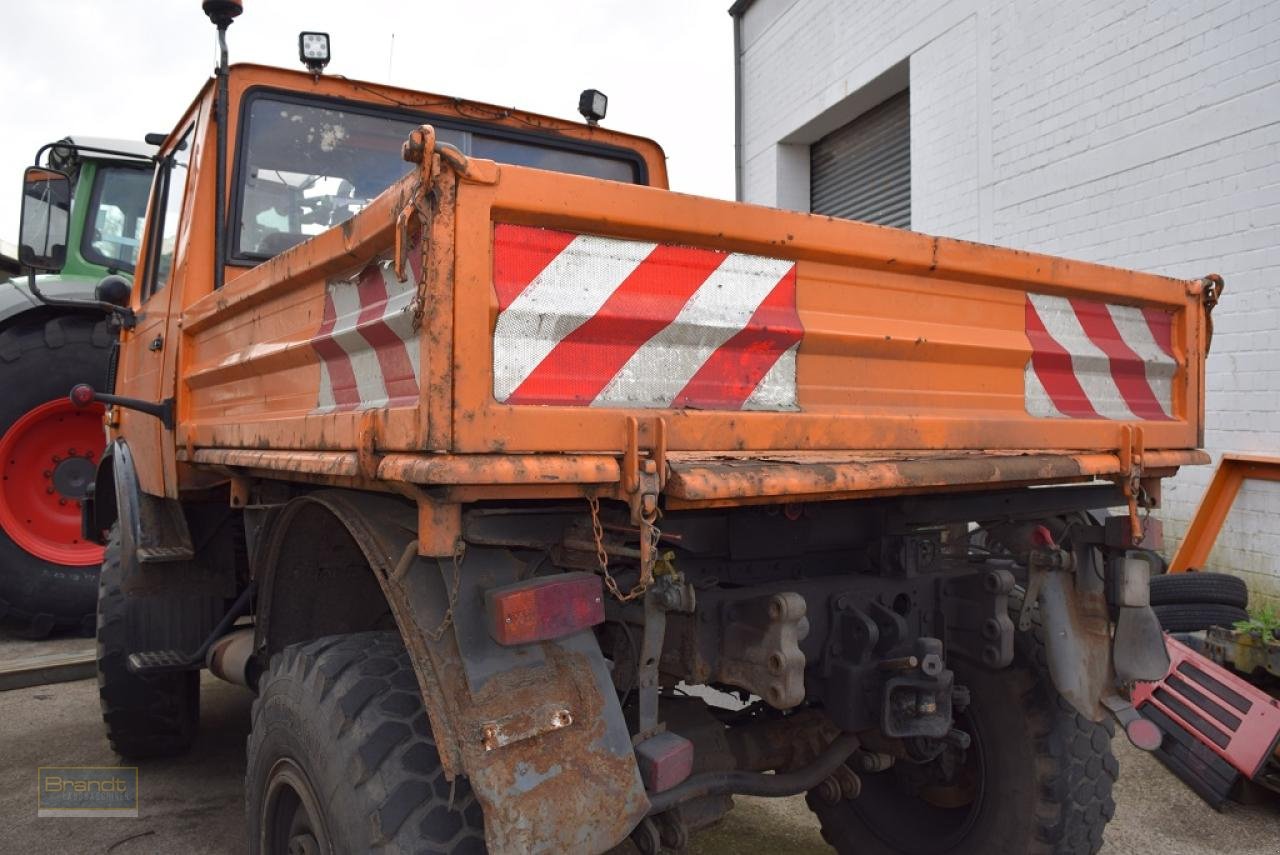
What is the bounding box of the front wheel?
[810,623,1118,855]
[246,632,488,854]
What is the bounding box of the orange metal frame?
[111,63,1213,532]
[1169,453,1280,573]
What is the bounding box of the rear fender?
[256,491,647,855]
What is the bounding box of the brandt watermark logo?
[38,767,138,817]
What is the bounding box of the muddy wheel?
[809,622,1117,855]
[0,314,111,636]
[246,631,487,854]
[96,523,202,757]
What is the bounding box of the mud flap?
[1038,544,1114,721]
[278,492,648,854]
[409,546,647,854]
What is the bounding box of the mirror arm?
[33,141,156,167]
[25,272,136,330]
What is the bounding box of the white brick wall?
[738,0,1280,607]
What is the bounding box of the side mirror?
[19,167,71,272]
[95,274,132,308]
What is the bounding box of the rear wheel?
[246,632,487,854]
[0,313,112,636]
[810,623,1117,855]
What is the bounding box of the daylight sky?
[0,1,734,243]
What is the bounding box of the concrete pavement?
[2,631,1278,853]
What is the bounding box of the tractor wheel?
[809,620,1117,855]
[246,631,487,854]
[0,313,112,636]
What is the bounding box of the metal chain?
[588,495,654,603]
[409,191,435,332]
[422,539,464,642]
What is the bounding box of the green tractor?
[1,137,153,636]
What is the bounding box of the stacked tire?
[1150,572,1249,633]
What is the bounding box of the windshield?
[81,164,152,273]
[234,94,641,260]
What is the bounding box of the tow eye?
[69,384,174,430]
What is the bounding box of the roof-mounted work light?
[578,89,608,125]
[299,32,331,75]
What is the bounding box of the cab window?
[145,127,194,298]
[233,93,643,262]
[81,165,152,272]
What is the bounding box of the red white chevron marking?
[1025,293,1176,420]
[314,244,422,412]
[492,224,802,410]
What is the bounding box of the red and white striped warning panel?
[1024,293,1177,420]
[491,224,803,410]
[313,246,422,412]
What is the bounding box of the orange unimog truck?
[14,3,1219,853]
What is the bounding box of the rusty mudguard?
[275,491,647,854]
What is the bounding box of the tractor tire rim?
[262,758,332,855]
[0,397,106,566]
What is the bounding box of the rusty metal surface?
[377,453,619,485]
[433,543,648,854]
[1205,625,1280,680]
[665,449,1209,502]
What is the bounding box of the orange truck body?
[89,60,1218,855]
[118,65,1210,530]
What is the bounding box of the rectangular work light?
[298,32,330,73]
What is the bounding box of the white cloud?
[0,0,734,243]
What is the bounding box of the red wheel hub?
[0,398,106,566]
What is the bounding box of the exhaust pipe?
[206,627,258,690]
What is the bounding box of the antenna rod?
[202,0,242,292]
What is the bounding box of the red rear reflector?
[486,572,605,646]
[635,731,695,793]
[1126,717,1164,752]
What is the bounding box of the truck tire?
[1153,603,1249,633]
[809,621,1117,855]
[0,313,111,636]
[1149,572,1247,609]
[97,524,200,758]
[246,632,487,854]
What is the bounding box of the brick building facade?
[731,0,1280,605]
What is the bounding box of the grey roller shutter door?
[810,90,910,228]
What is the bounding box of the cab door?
[112,122,196,499]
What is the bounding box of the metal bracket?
[635,573,695,743]
[1020,527,1075,632]
[1118,424,1147,546]
[622,416,667,589]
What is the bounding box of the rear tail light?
[486,572,605,646]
